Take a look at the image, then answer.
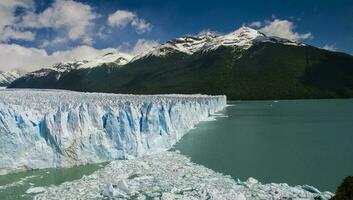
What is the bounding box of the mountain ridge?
[8,27,353,100]
[0,71,22,87]
[13,26,307,78]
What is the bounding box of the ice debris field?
[34,151,333,200]
[0,89,334,199]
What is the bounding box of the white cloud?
[39,37,67,48]
[0,0,29,27]
[0,0,154,48]
[131,39,159,55]
[0,1,159,73]
[257,19,312,41]
[248,21,262,28]
[322,44,336,51]
[50,45,118,62]
[22,0,98,42]
[97,26,111,39]
[0,39,159,72]
[108,10,135,28]
[108,10,152,34]
[0,44,119,72]
[0,27,35,41]
[0,44,49,71]
[82,36,94,46]
[0,0,36,42]
[197,29,222,36]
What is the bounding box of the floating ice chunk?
[102,183,128,198]
[302,184,321,194]
[0,175,39,190]
[246,177,258,186]
[25,187,46,194]
[234,193,246,200]
[161,193,178,200]
[116,179,129,193]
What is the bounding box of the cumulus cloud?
[248,21,262,28]
[108,10,152,34]
[131,39,159,55]
[0,0,154,47]
[0,38,161,72]
[0,44,119,72]
[118,39,159,55]
[0,0,99,44]
[21,0,98,42]
[0,0,159,72]
[39,37,68,48]
[197,29,222,36]
[0,27,35,41]
[322,44,336,51]
[258,19,312,41]
[0,0,36,42]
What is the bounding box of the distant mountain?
[21,52,132,79]
[0,71,22,87]
[133,27,303,59]
[9,27,353,100]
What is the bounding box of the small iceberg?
[25,187,46,194]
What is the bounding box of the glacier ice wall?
[0,89,226,174]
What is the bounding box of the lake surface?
[0,163,105,200]
[174,99,353,192]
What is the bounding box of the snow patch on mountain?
[78,52,132,69]
[26,52,133,78]
[0,89,226,174]
[0,71,21,86]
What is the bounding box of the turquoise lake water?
[174,99,353,192]
[0,163,105,200]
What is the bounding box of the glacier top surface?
[0,89,225,111]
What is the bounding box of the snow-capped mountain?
[27,26,302,76]
[0,71,22,86]
[78,52,132,69]
[134,27,303,60]
[9,26,353,100]
[28,52,133,78]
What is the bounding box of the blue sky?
[0,0,352,72]
[87,0,353,53]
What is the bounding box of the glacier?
[0,89,226,174]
